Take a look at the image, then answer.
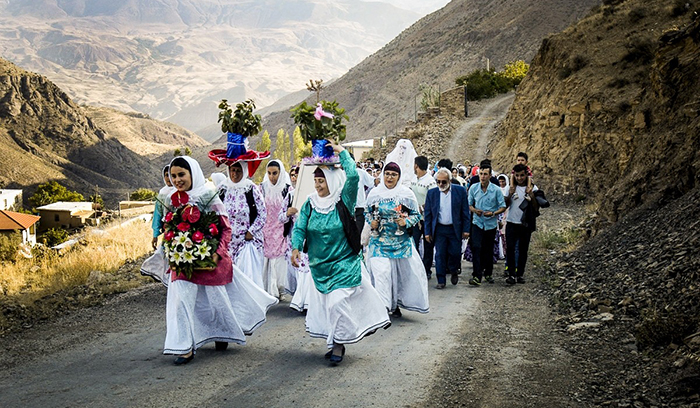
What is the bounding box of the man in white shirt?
[411,156,437,279]
[504,163,539,285]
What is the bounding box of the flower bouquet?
[162,191,222,279]
[290,100,348,165]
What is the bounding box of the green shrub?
[129,188,157,201]
[43,228,69,247]
[0,232,21,262]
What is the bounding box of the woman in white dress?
[365,162,429,317]
[163,156,277,365]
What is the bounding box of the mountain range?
[0,0,435,137]
[263,0,600,141]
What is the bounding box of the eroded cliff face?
[490,1,700,223]
[0,58,198,205]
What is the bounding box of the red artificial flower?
[182,205,201,223]
[209,223,219,236]
[192,231,204,243]
[171,191,190,207]
[177,222,191,232]
[164,212,174,222]
[164,230,175,241]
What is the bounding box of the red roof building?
[0,210,41,245]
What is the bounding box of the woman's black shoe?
[391,307,402,318]
[329,345,345,365]
[173,353,194,365]
[215,341,228,351]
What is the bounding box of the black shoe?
[215,341,228,351]
[484,275,495,284]
[392,307,402,318]
[174,353,194,365]
[426,274,432,280]
[329,345,345,365]
[435,283,446,289]
[516,277,526,284]
[450,273,459,285]
[506,276,516,285]
[325,349,333,359]
[468,277,481,286]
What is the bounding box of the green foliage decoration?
[29,181,84,208]
[219,99,263,137]
[290,100,348,144]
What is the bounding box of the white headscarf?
[159,165,176,198]
[497,173,510,196]
[384,139,418,187]
[168,156,226,216]
[223,161,254,191]
[308,165,346,214]
[262,159,291,199]
[366,162,419,212]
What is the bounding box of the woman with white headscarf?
[278,165,313,313]
[218,160,266,288]
[365,162,429,317]
[163,156,277,365]
[140,165,175,285]
[260,159,292,298]
[291,142,390,365]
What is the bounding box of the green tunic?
[291,150,361,294]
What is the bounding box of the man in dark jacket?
[424,168,471,289]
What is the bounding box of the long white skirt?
[234,241,264,289]
[262,256,288,298]
[139,246,170,287]
[305,265,391,348]
[289,269,313,312]
[163,266,278,355]
[367,245,430,314]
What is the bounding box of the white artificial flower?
[182,250,195,263]
[195,243,212,260]
[170,251,183,265]
[174,232,190,246]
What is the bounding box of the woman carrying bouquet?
[365,162,429,317]
[291,141,391,365]
[163,156,277,365]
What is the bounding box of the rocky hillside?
[490,0,700,224]
[263,0,600,140]
[0,58,205,206]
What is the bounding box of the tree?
[89,193,104,209]
[501,60,530,86]
[29,181,84,208]
[43,228,69,247]
[173,148,181,157]
[253,130,272,183]
[292,126,312,163]
[184,147,192,156]
[273,129,292,170]
[130,188,157,201]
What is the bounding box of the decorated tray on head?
[290,100,348,165]
[208,99,270,176]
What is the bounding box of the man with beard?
[423,167,471,289]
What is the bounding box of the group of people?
[144,137,543,367]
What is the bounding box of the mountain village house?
[0,210,40,245]
[0,189,23,212]
[36,202,97,231]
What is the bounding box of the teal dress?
[291,150,361,294]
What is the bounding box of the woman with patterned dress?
[163,156,277,365]
[365,162,429,317]
[291,142,391,365]
[218,160,266,288]
[260,160,292,298]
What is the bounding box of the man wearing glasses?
[423,167,471,289]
